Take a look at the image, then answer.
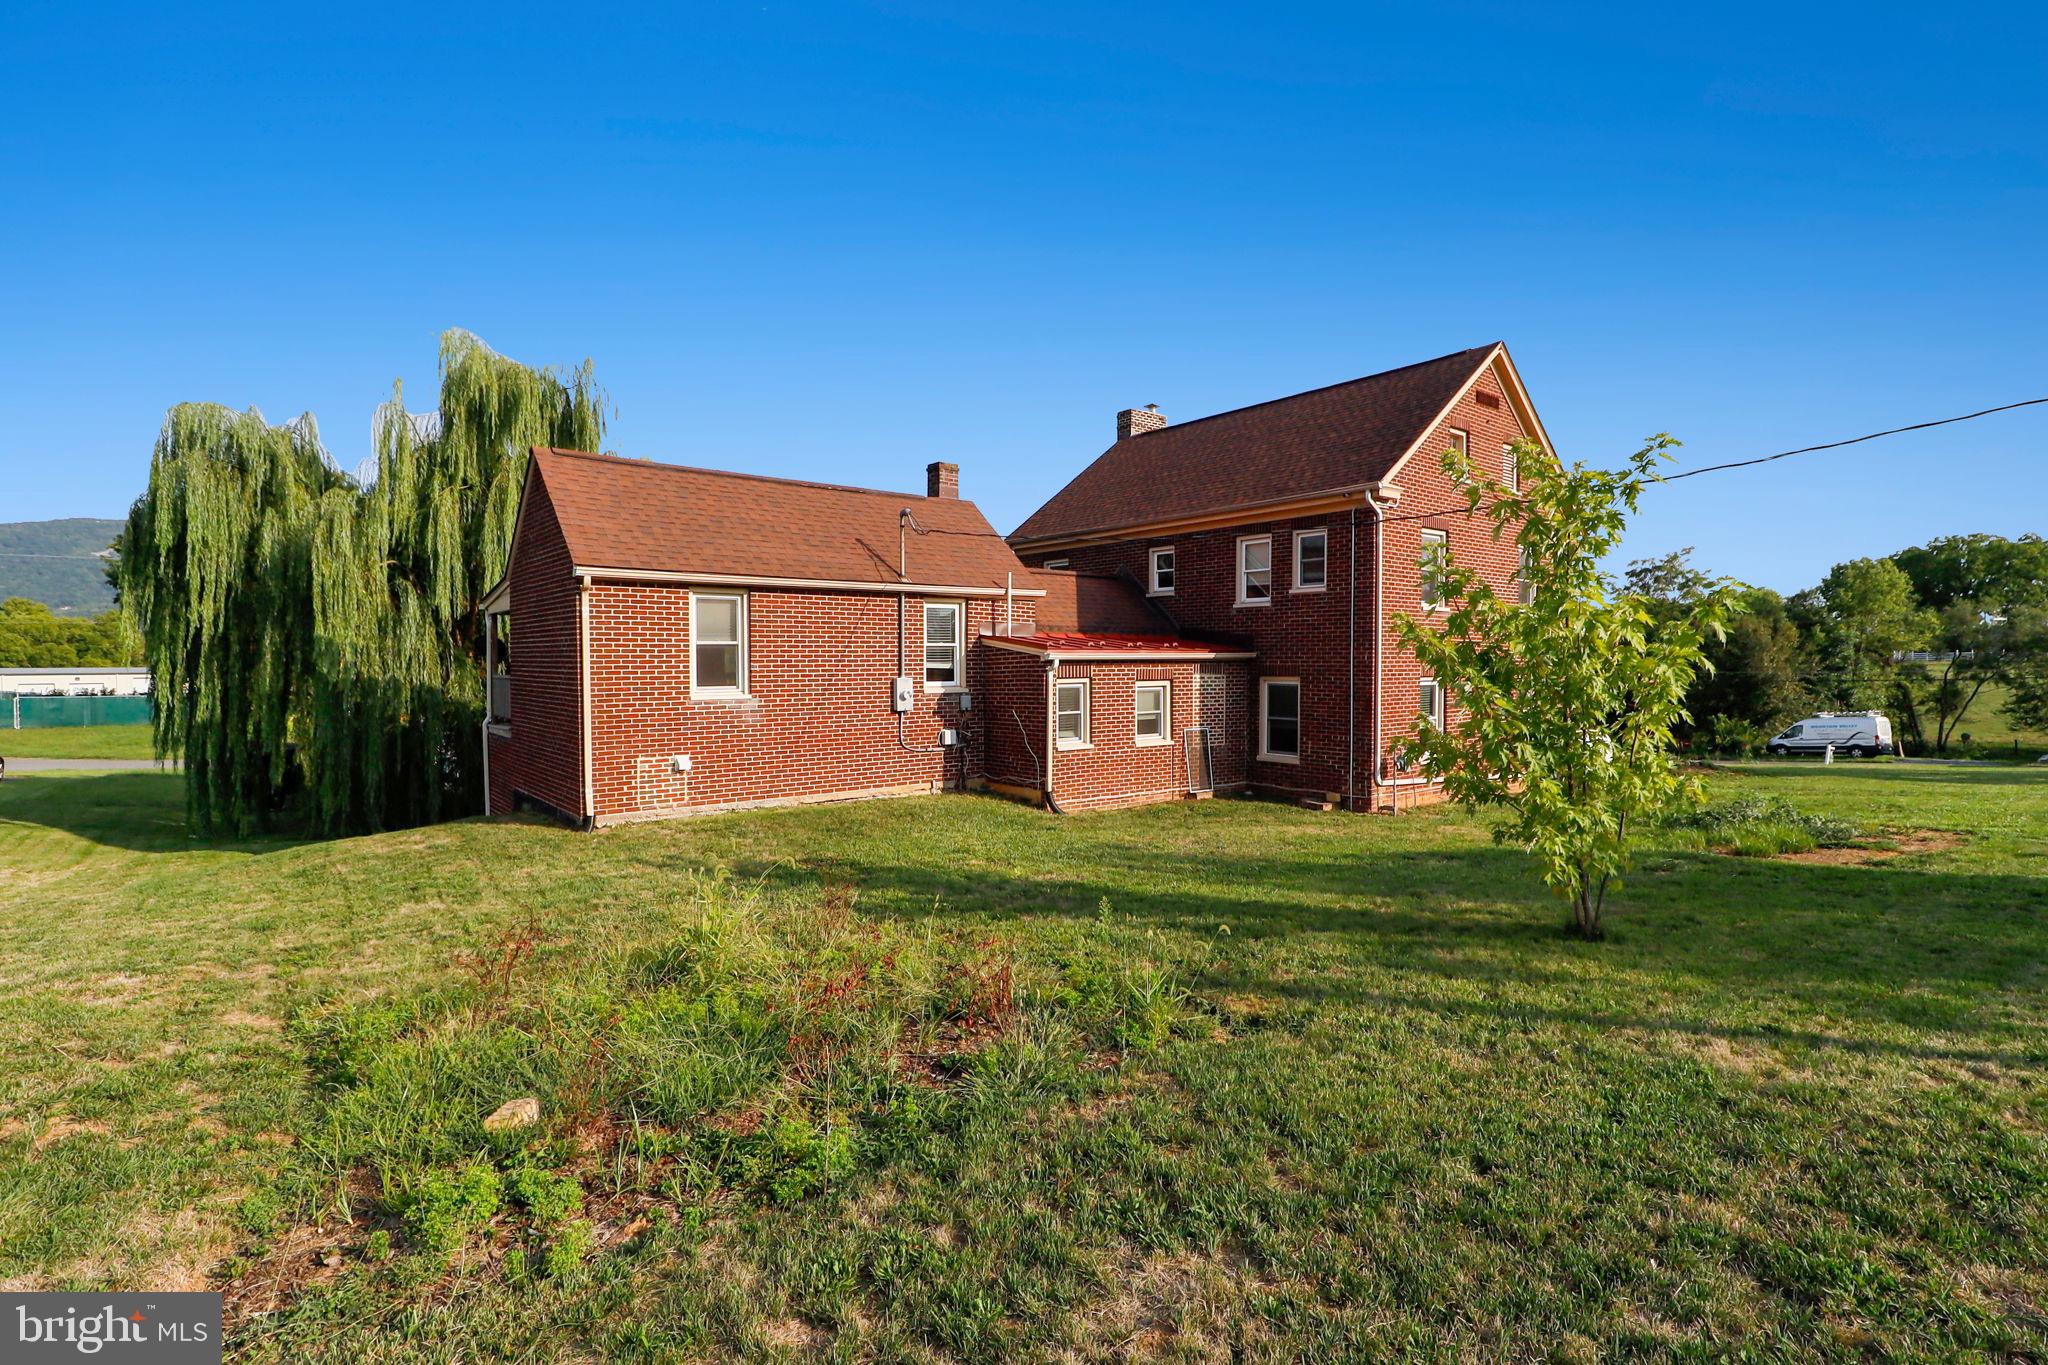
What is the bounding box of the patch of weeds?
[263,872,1190,1315]
[1660,795,1859,855]
[402,1163,502,1256]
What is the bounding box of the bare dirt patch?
[219,1009,283,1032]
[1775,829,1967,866]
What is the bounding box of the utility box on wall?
[891,676,915,713]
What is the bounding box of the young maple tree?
[1398,436,1736,939]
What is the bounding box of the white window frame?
[1292,528,1328,593]
[1419,529,1449,612]
[1148,546,1176,597]
[1236,534,1273,607]
[1258,677,1301,763]
[1503,443,1519,493]
[689,591,749,698]
[1446,428,1469,458]
[923,598,965,692]
[1055,679,1091,749]
[1133,681,1170,746]
[1043,558,1070,570]
[1516,545,1535,606]
[1419,677,1445,731]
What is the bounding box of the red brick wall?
[584,585,1034,820]
[981,648,1250,811]
[1376,369,1532,786]
[487,476,585,821]
[1016,363,1531,808]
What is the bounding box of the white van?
[1766,712,1895,758]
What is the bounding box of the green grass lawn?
[1,767,2043,1361]
[0,723,163,760]
[1943,680,2048,756]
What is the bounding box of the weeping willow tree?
[124,330,605,835]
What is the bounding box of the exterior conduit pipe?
[895,508,948,760]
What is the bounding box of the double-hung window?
[1293,529,1327,592]
[691,592,748,697]
[1149,547,1176,596]
[1237,535,1272,605]
[1259,679,1300,761]
[1419,530,1449,611]
[1446,428,1469,461]
[1134,681,1169,745]
[924,600,963,688]
[1419,678,1445,730]
[1055,679,1090,747]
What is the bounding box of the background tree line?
[1628,533,2048,755]
[0,597,140,668]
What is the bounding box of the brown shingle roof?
[1010,344,1501,545]
[531,447,1034,591]
[1028,570,1177,634]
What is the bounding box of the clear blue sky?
[4,2,2043,593]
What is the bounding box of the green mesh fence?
[5,694,155,729]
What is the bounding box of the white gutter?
[571,565,1043,598]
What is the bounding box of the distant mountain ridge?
[0,518,124,616]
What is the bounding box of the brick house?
[483,341,1548,822]
[1007,342,1550,812]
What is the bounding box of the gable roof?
[1011,343,1533,547]
[526,447,1037,594]
[1028,569,1178,634]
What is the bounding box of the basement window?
[1134,681,1170,745]
[1293,529,1327,592]
[1237,535,1272,605]
[1259,678,1300,762]
[924,600,964,689]
[1056,679,1091,748]
[1149,547,1176,596]
[691,592,748,697]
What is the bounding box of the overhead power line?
[1368,393,2048,527]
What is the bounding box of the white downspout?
[1363,489,1389,813]
[579,575,594,828]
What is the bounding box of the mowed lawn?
[0,724,163,761]
[0,765,2044,1361]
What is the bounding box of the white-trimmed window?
[1043,558,1070,570]
[1259,678,1300,762]
[1446,428,1469,458]
[1237,535,1272,605]
[690,592,748,697]
[924,600,964,688]
[1134,681,1170,745]
[1149,547,1176,596]
[1293,529,1327,592]
[1419,677,1445,730]
[1516,545,1535,606]
[1055,679,1090,747]
[1503,444,1519,493]
[1419,530,1449,611]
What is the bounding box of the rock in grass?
[483,1097,541,1132]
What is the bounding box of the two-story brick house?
[1007,342,1550,812]
[482,342,1549,823]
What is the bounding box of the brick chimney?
[1117,404,1167,440]
[926,461,959,499]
